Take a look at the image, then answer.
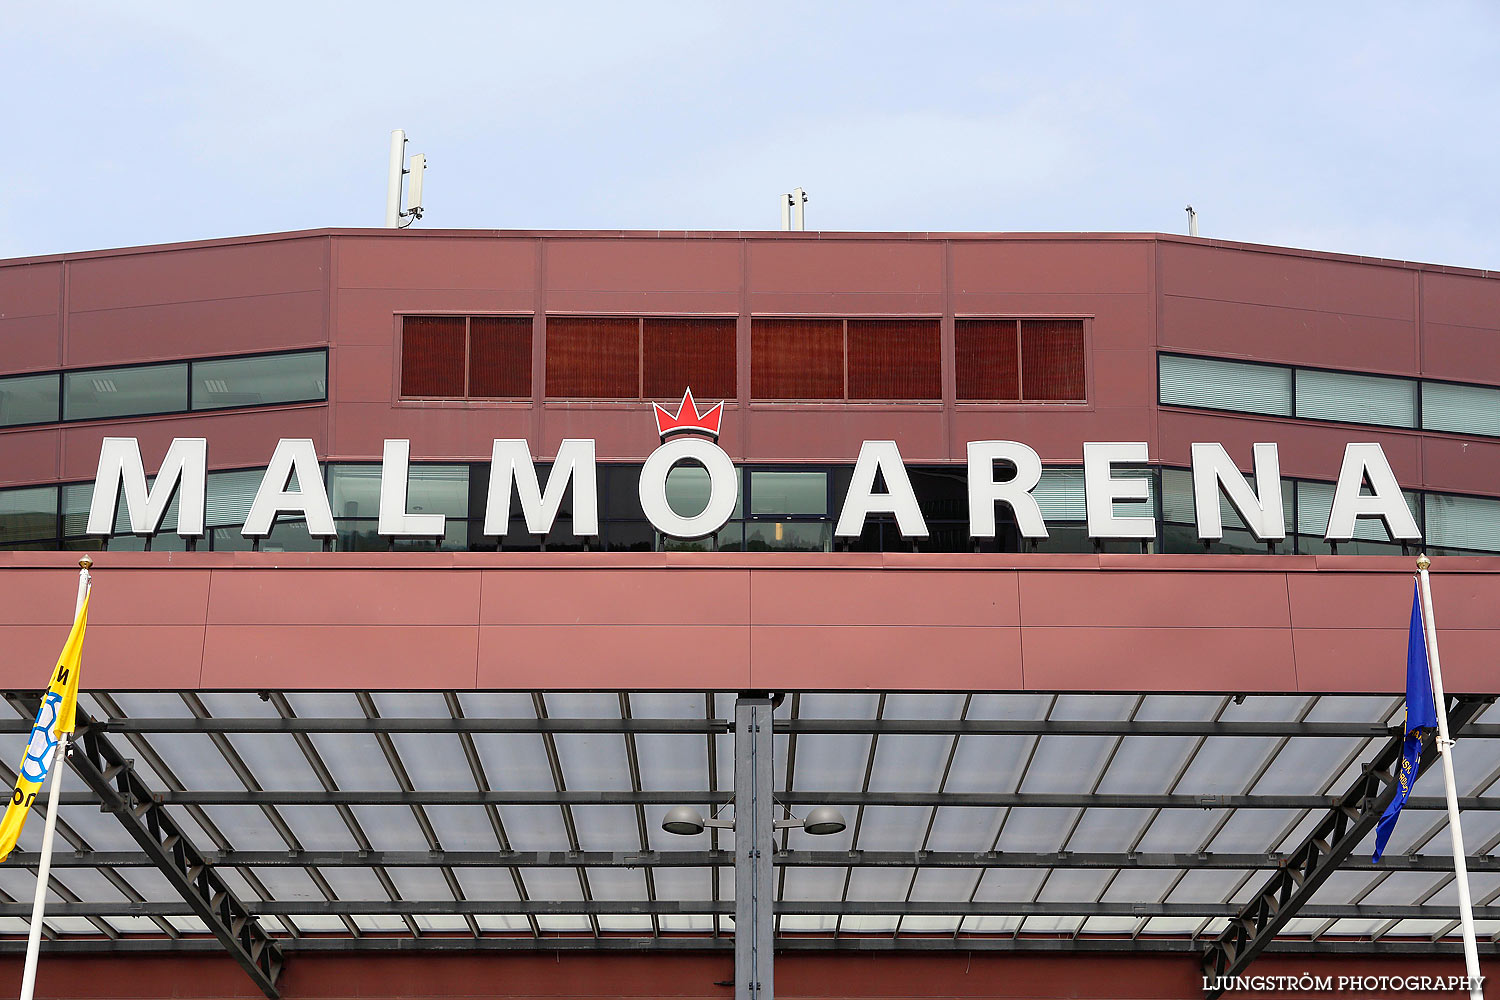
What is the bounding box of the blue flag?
[1372,581,1440,862]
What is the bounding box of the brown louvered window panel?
[469,317,533,398]
[401,316,466,396]
[1021,319,1086,400]
[642,318,736,400]
[955,319,1020,401]
[847,319,941,400]
[751,318,843,399]
[545,317,640,399]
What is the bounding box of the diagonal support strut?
[1201,695,1491,998]
[11,698,284,998]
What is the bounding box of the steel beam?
[9,849,1499,871]
[33,717,1500,738]
[28,788,1500,809]
[50,705,285,997]
[1200,695,1492,998]
[3,899,1498,919]
[736,695,775,1000]
[2,935,1497,956]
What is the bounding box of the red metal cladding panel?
[398,316,465,397]
[847,318,941,400]
[467,316,532,398]
[955,318,1021,401]
[1020,318,1086,401]
[751,318,843,400]
[545,316,639,399]
[641,317,736,400]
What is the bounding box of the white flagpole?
[18,555,91,1000]
[1418,553,1485,1000]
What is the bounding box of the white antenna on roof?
[781,188,807,231]
[1185,205,1198,237]
[385,130,428,229]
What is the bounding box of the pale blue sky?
[3,2,1496,267]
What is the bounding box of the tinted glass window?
[1158,354,1292,416]
[64,363,188,420]
[193,351,325,410]
[0,485,57,544]
[1295,369,1417,428]
[1422,381,1500,437]
[750,471,826,516]
[0,372,59,426]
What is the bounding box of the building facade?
[0,230,1499,999]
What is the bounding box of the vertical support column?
[734,694,775,1000]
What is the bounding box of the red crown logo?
[653,388,724,442]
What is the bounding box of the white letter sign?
[638,438,737,538]
[86,437,206,537]
[1191,442,1285,541]
[378,439,445,537]
[968,441,1048,538]
[242,439,336,537]
[484,439,599,537]
[835,440,928,538]
[1083,442,1155,539]
[1326,443,1421,541]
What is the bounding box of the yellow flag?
[0,590,89,863]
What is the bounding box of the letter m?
[86,437,207,537]
[483,439,599,537]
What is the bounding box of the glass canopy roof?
[1,690,1497,956]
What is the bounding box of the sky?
[2,2,1497,268]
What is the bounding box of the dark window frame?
[750,315,945,402]
[0,347,328,430]
[398,314,533,401]
[541,313,739,402]
[1157,350,1500,440]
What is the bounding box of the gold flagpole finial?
[77,556,93,571]
[1416,553,1431,572]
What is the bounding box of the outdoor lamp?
[662,805,846,836]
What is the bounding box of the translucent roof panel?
[967,693,1052,721]
[1165,869,1251,904]
[1173,738,1280,794]
[993,807,1078,852]
[1096,736,1199,794]
[570,805,645,851]
[852,806,933,852]
[452,867,523,903]
[389,732,476,790]
[348,805,434,851]
[634,733,709,790]
[316,865,390,901]
[844,866,915,901]
[908,867,982,902]
[551,733,633,791]
[943,736,1035,794]
[1035,868,1114,903]
[223,734,326,791]
[277,804,361,851]
[246,866,327,902]
[1252,737,1364,795]
[1019,736,1117,793]
[1134,809,1231,853]
[470,733,557,792]
[495,805,571,851]
[1100,868,1183,903]
[1064,808,1154,852]
[423,804,499,850]
[305,734,401,790]
[866,735,954,793]
[923,805,1003,852]
[384,866,457,902]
